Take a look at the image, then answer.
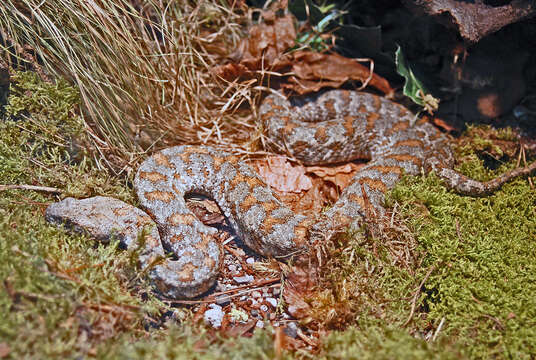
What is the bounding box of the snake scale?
[45,90,517,299]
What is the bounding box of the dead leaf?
[431,116,458,133]
[284,285,311,319]
[283,265,318,320]
[187,198,225,225]
[307,162,364,191]
[286,51,394,96]
[0,343,10,359]
[214,12,296,81]
[256,156,312,193]
[213,63,251,82]
[274,326,285,359]
[287,177,327,215]
[225,319,257,337]
[214,8,394,96]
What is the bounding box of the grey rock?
[204,304,224,328]
[284,322,298,339]
[265,297,278,308]
[233,274,254,284]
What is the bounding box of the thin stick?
[403,264,437,327]
[163,278,280,305]
[0,184,62,193]
[432,317,445,341]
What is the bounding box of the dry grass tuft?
[0,0,261,173]
[306,207,420,331]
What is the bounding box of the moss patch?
[386,151,536,358]
[0,72,161,358]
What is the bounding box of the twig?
[481,314,505,331]
[455,218,463,242]
[520,145,534,188]
[432,317,445,341]
[403,264,437,327]
[163,278,280,305]
[0,184,62,193]
[84,301,141,313]
[296,328,318,347]
[224,244,254,273]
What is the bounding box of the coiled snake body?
[45,90,512,298]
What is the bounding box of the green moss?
[95,325,288,360]
[0,71,132,201]
[387,154,536,358]
[321,324,462,360]
[0,72,159,358]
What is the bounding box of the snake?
[45,90,529,299]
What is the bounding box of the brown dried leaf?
[307,162,364,191]
[0,343,10,359]
[187,199,225,225]
[214,12,296,80]
[431,116,458,133]
[256,156,313,193]
[274,326,285,359]
[212,63,251,82]
[285,51,394,96]
[225,319,257,337]
[284,287,311,320]
[283,266,318,320]
[214,9,395,95]
[289,177,328,215]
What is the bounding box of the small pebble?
[215,282,227,292]
[234,248,246,257]
[228,264,237,273]
[229,308,249,322]
[251,309,259,317]
[215,295,231,306]
[284,322,298,339]
[233,274,254,284]
[246,257,255,264]
[251,291,262,298]
[204,304,224,329]
[260,304,268,312]
[256,320,264,328]
[265,297,278,308]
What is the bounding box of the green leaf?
[395,46,438,113]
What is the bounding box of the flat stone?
[233,274,254,284]
[284,322,298,338]
[265,297,278,308]
[215,295,231,306]
[204,304,224,328]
